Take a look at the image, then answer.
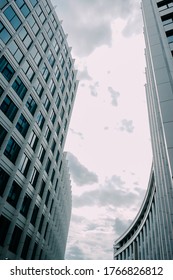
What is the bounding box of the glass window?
[38,214,44,233]
[50,109,56,124]
[63,44,68,57]
[0,55,15,81]
[39,180,45,198]
[50,14,57,29]
[22,60,35,82]
[45,0,51,14]
[0,0,8,10]
[19,27,32,49]
[28,130,38,151]
[59,53,65,68]
[30,167,39,188]
[45,157,51,174]
[54,65,61,81]
[68,58,72,69]
[60,107,65,121]
[51,139,56,154]
[51,169,55,184]
[12,76,27,100]
[0,95,18,121]
[0,167,10,197]
[7,181,21,208]
[58,29,63,44]
[25,95,37,115]
[56,150,60,164]
[52,38,60,54]
[55,94,61,109]
[45,190,50,206]
[38,145,46,163]
[36,111,45,129]
[38,33,48,52]
[4,6,22,30]
[42,95,50,112]
[48,50,55,67]
[44,125,51,142]
[9,225,22,253]
[60,80,65,93]
[0,21,11,43]
[64,93,68,105]
[50,199,54,214]
[0,85,4,97]
[16,114,30,137]
[56,122,61,136]
[36,5,46,23]
[30,205,39,226]
[34,79,44,98]
[60,134,64,146]
[64,68,69,80]
[45,22,53,40]
[27,15,39,35]
[29,0,38,7]
[0,215,10,247]
[4,137,20,164]
[31,242,38,260]
[8,41,24,64]
[20,194,31,217]
[30,46,42,66]
[49,79,56,96]
[68,80,72,91]
[15,0,30,18]
[21,235,31,259]
[41,63,50,82]
[18,153,31,176]
[0,124,7,147]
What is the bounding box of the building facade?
[0,0,77,259]
[114,0,173,260]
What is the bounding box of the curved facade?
[114,0,173,260]
[0,0,77,259]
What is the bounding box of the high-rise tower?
[114,0,173,260]
[0,0,77,260]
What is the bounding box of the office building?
[114,0,173,260]
[0,0,77,259]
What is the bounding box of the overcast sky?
[52,0,152,260]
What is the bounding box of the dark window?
[20,194,31,217]
[44,126,51,142]
[4,6,22,30]
[15,0,30,18]
[55,94,61,109]
[30,205,39,226]
[51,139,56,154]
[39,180,45,198]
[60,107,65,121]
[9,225,22,253]
[21,235,31,259]
[50,199,54,214]
[28,130,38,151]
[26,95,37,115]
[166,29,173,43]
[0,0,8,10]
[36,111,45,129]
[16,114,29,137]
[30,167,39,188]
[0,55,15,81]
[45,157,51,174]
[43,95,50,112]
[31,243,38,260]
[7,181,21,208]
[22,60,35,82]
[45,190,50,206]
[0,215,10,246]
[0,21,11,43]
[4,137,20,164]
[38,214,44,234]
[19,27,32,49]
[60,80,65,93]
[56,150,60,164]
[12,76,27,100]
[49,79,56,96]
[38,145,46,163]
[51,169,55,184]
[0,167,9,196]
[0,124,7,147]
[27,15,39,35]
[44,222,49,240]
[8,41,24,64]
[18,153,31,177]
[0,86,4,97]
[50,109,56,124]
[54,178,58,192]
[0,95,18,121]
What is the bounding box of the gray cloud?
[72,175,142,208]
[120,119,134,133]
[67,152,98,186]
[65,245,86,260]
[77,66,92,81]
[108,87,120,106]
[113,218,132,236]
[90,82,99,97]
[53,0,142,56]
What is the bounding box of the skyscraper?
[114,0,173,260]
[0,0,77,260]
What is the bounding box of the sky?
[52,0,153,260]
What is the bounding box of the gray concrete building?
[0,0,77,259]
[114,0,173,260]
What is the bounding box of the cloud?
[72,175,142,208]
[70,128,84,139]
[65,245,86,260]
[113,218,132,236]
[90,81,99,97]
[120,119,134,133]
[53,0,142,56]
[108,87,120,106]
[77,66,92,81]
[67,152,98,186]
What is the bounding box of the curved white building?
[0,0,77,259]
[114,0,173,260]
